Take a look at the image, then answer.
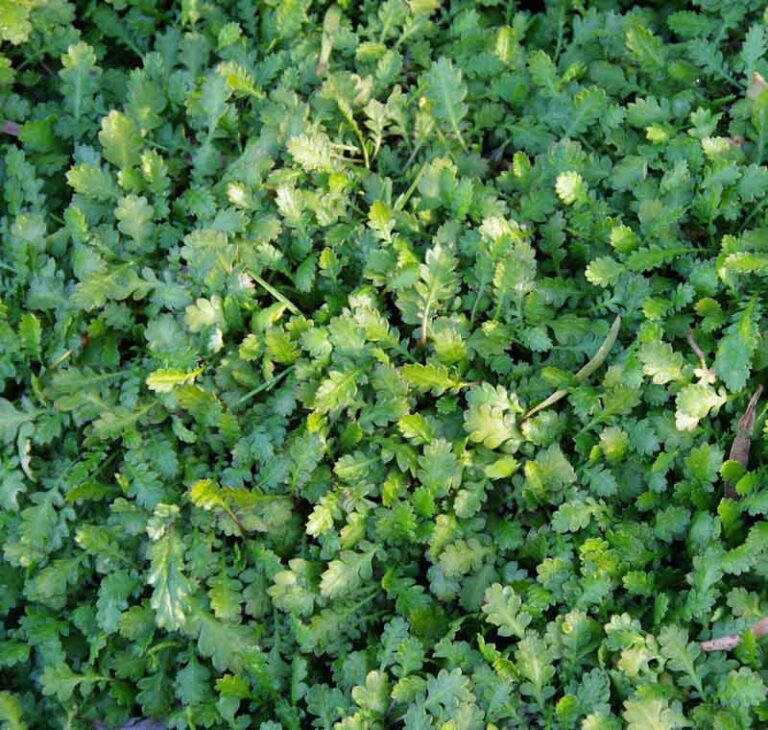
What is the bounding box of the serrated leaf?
[626,26,667,72]
[463,383,520,449]
[59,42,101,122]
[720,252,768,275]
[401,363,465,395]
[623,697,688,730]
[67,164,118,200]
[586,257,625,288]
[714,302,760,392]
[147,517,192,632]
[146,367,203,393]
[320,549,375,600]
[0,692,26,730]
[565,86,607,136]
[424,57,467,147]
[675,384,727,431]
[484,455,519,480]
[288,132,338,173]
[40,664,106,703]
[98,110,142,169]
[396,243,459,344]
[638,340,683,384]
[528,50,559,94]
[313,369,359,414]
[482,583,531,638]
[398,413,435,444]
[0,399,35,445]
[193,609,261,673]
[741,25,766,79]
[658,625,703,693]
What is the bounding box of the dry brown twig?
[701,616,768,651]
[1,120,20,137]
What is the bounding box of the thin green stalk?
[394,158,430,211]
[469,279,487,325]
[522,315,622,421]
[236,366,295,404]
[250,271,301,315]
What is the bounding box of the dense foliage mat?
[4,0,768,728]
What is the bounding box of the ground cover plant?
[3,0,768,727]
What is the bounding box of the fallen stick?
[701,616,768,651]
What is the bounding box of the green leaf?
[718,667,766,709]
[0,692,26,730]
[320,549,375,600]
[720,252,768,275]
[586,257,625,288]
[484,455,519,480]
[552,499,598,533]
[556,171,587,206]
[58,42,101,122]
[623,697,689,730]
[565,86,607,137]
[638,340,683,384]
[626,26,667,73]
[417,438,462,495]
[209,573,243,622]
[0,0,34,44]
[352,670,390,715]
[193,608,263,673]
[147,507,193,632]
[201,72,231,135]
[98,110,142,169]
[714,301,760,392]
[528,50,560,94]
[40,663,107,703]
[146,367,203,393]
[741,25,766,79]
[288,132,338,173]
[463,383,520,449]
[18,313,41,359]
[66,164,118,199]
[481,583,531,638]
[675,384,727,431]
[515,635,555,708]
[97,571,137,634]
[0,399,35,445]
[398,413,435,444]
[658,625,703,693]
[424,57,468,147]
[175,654,211,706]
[116,194,154,246]
[396,243,459,344]
[313,369,360,415]
[424,668,472,715]
[401,363,465,395]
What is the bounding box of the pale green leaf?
[98,110,142,169]
[424,57,467,147]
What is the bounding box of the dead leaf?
[724,384,763,499]
[747,72,768,100]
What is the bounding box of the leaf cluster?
[2,1,768,729]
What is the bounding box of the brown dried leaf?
[724,384,763,499]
